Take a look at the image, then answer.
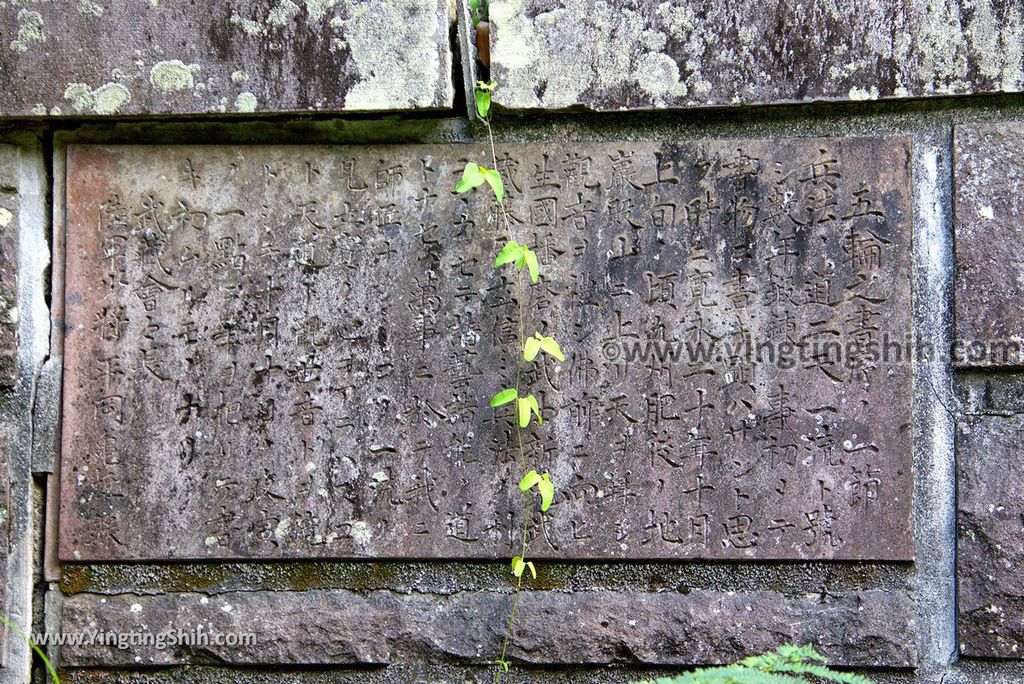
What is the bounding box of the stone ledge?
[59,588,916,668]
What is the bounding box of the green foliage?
[484,168,504,203]
[518,470,554,512]
[494,240,522,267]
[456,162,503,203]
[516,394,541,428]
[524,332,565,362]
[475,80,497,118]
[633,645,873,684]
[511,555,536,579]
[536,472,554,511]
[518,470,541,492]
[468,0,488,26]
[456,162,486,193]
[523,248,539,283]
[465,78,559,684]
[490,388,518,407]
[493,241,539,283]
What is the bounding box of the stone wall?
[0,2,1022,683]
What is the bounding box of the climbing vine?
[455,79,562,682]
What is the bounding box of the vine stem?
[483,116,535,684]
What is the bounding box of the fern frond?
[631,645,874,684]
[769,662,873,684]
[637,667,808,684]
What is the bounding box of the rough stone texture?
[0,135,51,682]
[0,147,17,387]
[0,145,19,668]
[954,123,1024,368]
[59,139,914,562]
[489,0,1024,110]
[58,588,916,667]
[958,414,1024,659]
[0,0,454,117]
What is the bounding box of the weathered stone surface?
[0,146,17,387]
[489,0,1024,110]
[59,139,913,562]
[0,0,453,117]
[954,123,1024,367]
[58,588,916,667]
[0,145,18,665]
[958,415,1024,658]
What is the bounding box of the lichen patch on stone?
[149,60,200,92]
[77,0,103,17]
[304,0,338,22]
[63,81,132,114]
[342,0,447,110]
[234,91,257,112]
[9,9,45,53]
[267,0,300,27]
[92,83,131,113]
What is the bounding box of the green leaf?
[537,334,565,362]
[523,336,541,362]
[538,472,554,512]
[517,396,532,428]
[511,555,526,578]
[475,87,491,119]
[494,240,523,268]
[489,388,517,407]
[523,247,539,283]
[517,394,541,428]
[526,561,537,579]
[518,470,541,492]
[455,162,485,194]
[526,394,541,424]
[484,168,504,203]
[476,79,497,92]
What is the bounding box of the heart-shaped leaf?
[518,470,541,492]
[538,335,565,362]
[523,336,541,362]
[494,241,522,268]
[455,162,485,194]
[538,472,554,512]
[489,388,517,407]
[523,248,539,283]
[475,88,491,119]
[484,168,504,203]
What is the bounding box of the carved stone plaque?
[60,140,913,561]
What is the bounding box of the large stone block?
[954,123,1024,367]
[0,0,454,117]
[489,0,1024,110]
[58,588,916,667]
[58,139,914,562]
[958,415,1024,658]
